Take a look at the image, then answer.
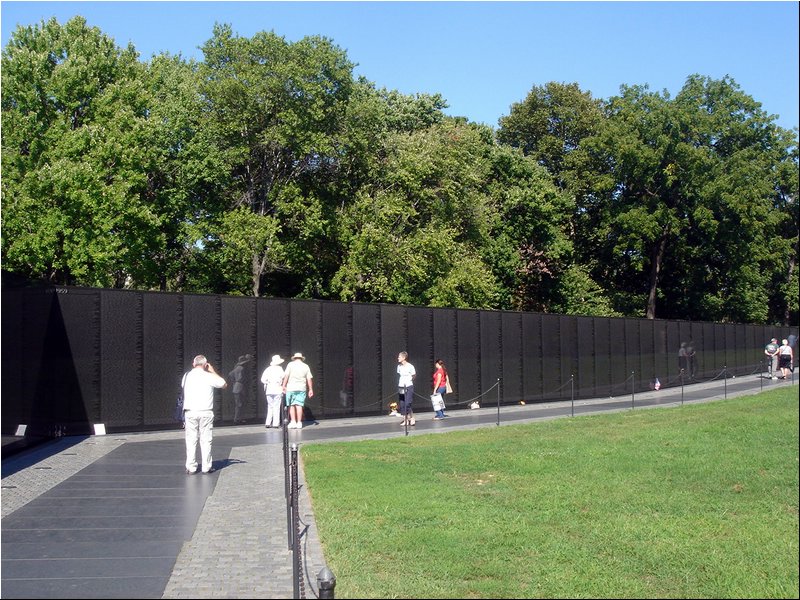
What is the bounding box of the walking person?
[764,338,780,380]
[777,339,794,380]
[397,351,416,426]
[282,352,314,429]
[261,354,285,428]
[432,359,449,419]
[182,355,227,474]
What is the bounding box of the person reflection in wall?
[340,365,354,409]
[397,351,416,427]
[685,340,697,379]
[229,354,253,424]
[183,355,227,474]
[678,342,688,378]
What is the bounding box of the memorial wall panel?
[2,283,795,435]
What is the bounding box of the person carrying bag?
[431,359,449,420]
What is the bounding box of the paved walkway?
[1,374,796,598]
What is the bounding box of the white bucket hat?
[270,354,285,366]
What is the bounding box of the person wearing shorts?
[282,352,313,429]
[777,339,794,380]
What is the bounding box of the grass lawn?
[302,387,799,598]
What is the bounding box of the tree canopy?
[2,17,797,325]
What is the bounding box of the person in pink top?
[431,359,449,419]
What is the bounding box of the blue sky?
[2,1,798,130]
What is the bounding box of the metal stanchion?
[317,567,337,599]
[283,403,292,551]
[291,443,302,599]
[631,371,635,410]
[496,378,501,426]
[402,391,409,437]
[680,368,685,405]
[724,365,727,399]
[570,374,575,417]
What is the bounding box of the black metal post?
[724,365,727,399]
[496,378,501,426]
[317,566,337,599]
[403,391,408,436]
[680,368,684,406]
[284,403,292,551]
[631,371,635,410]
[291,443,301,599]
[570,374,574,417]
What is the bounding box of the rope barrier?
[707,366,730,382]
[412,378,501,408]
[304,360,785,420]
[296,514,320,599]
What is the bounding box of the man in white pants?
[261,354,285,428]
[182,355,227,474]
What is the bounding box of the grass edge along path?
[302,387,799,599]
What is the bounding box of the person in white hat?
[260,354,285,428]
[282,352,314,429]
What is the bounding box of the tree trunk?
[646,229,669,319]
[251,253,262,298]
[784,250,797,326]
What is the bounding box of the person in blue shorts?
[282,352,314,429]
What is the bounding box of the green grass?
[302,387,800,599]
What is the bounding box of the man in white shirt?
[182,355,227,474]
[397,351,416,426]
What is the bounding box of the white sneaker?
[296,422,303,429]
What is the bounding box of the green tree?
[772,137,799,325]
[2,17,145,285]
[136,53,229,291]
[332,119,500,308]
[198,24,354,296]
[583,76,798,322]
[483,143,581,313]
[496,82,615,315]
[669,76,798,323]
[1,18,225,291]
[497,81,604,196]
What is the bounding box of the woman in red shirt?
[432,359,449,419]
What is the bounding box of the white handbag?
[431,393,444,411]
